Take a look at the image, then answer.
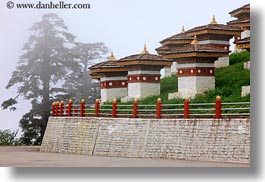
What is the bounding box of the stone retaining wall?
[41,117,250,163]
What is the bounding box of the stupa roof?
[227,16,250,29]
[235,36,250,50]
[185,16,242,37]
[118,45,172,67]
[160,26,194,44]
[229,4,250,18]
[235,37,250,44]
[161,36,229,59]
[89,52,127,74]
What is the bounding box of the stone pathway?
[0,147,249,167]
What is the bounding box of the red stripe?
[100,80,128,89]
[127,75,160,83]
[177,67,215,77]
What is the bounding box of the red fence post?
[80,99,85,117]
[68,99,73,117]
[215,96,222,119]
[95,99,100,117]
[156,98,162,119]
[52,102,56,116]
[112,99,117,118]
[133,98,138,118]
[184,98,190,119]
[55,101,59,116]
[60,101,64,116]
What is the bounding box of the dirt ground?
[0,146,250,167]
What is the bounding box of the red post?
[95,99,100,117]
[80,99,85,117]
[68,99,73,116]
[60,101,64,116]
[112,99,117,118]
[52,102,56,116]
[184,98,190,119]
[156,98,162,119]
[55,102,59,116]
[215,96,222,119]
[133,98,138,118]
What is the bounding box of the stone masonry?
[41,117,250,163]
[241,86,250,97]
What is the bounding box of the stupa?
[156,26,194,75]
[161,35,230,99]
[227,4,250,52]
[117,45,171,101]
[89,52,128,103]
[185,16,242,68]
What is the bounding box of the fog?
[0,0,249,136]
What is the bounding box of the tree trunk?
[40,75,51,143]
[82,60,91,101]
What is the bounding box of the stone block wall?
[171,62,178,75]
[128,82,160,99]
[244,61,250,70]
[241,86,250,97]
[41,117,250,163]
[101,88,128,103]
[214,57,230,68]
[162,67,172,78]
[176,76,215,99]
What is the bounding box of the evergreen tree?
[1,13,80,144]
[65,42,109,103]
[2,13,109,144]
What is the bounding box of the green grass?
[229,51,250,65]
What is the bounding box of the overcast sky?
[0,0,249,135]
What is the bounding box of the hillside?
[111,51,250,105]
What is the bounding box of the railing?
[51,96,250,119]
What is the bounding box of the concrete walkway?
[0,147,249,167]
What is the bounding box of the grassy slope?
[139,51,250,104]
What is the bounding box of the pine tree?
[1,13,80,144]
[65,42,109,103]
[2,13,110,144]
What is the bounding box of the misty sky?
[0,0,249,135]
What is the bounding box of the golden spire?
[191,35,198,45]
[141,44,149,54]
[181,25,185,33]
[210,15,217,24]
[109,51,116,61]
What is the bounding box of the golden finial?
[141,44,149,54]
[81,99,85,103]
[191,35,198,45]
[210,15,217,24]
[181,25,185,33]
[216,96,221,101]
[157,98,162,103]
[109,52,116,61]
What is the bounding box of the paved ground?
[0,146,250,167]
